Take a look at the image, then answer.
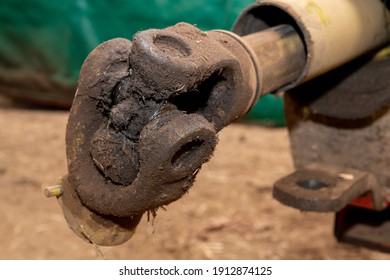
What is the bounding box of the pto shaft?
[48,0,390,246]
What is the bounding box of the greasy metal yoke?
[60,23,261,245]
[45,0,390,247]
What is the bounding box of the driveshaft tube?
[51,0,390,246]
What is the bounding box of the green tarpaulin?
[0,0,284,126]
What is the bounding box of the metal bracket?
[273,163,386,212]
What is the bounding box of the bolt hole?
[171,139,205,169]
[297,179,329,190]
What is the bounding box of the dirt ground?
[0,96,389,260]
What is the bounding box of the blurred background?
[0,0,388,260]
[0,0,284,126]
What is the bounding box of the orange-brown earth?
[0,96,389,260]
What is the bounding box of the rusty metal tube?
[233,0,390,92]
[242,24,306,94]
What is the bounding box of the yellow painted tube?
[233,0,390,92]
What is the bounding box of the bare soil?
[0,96,389,260]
